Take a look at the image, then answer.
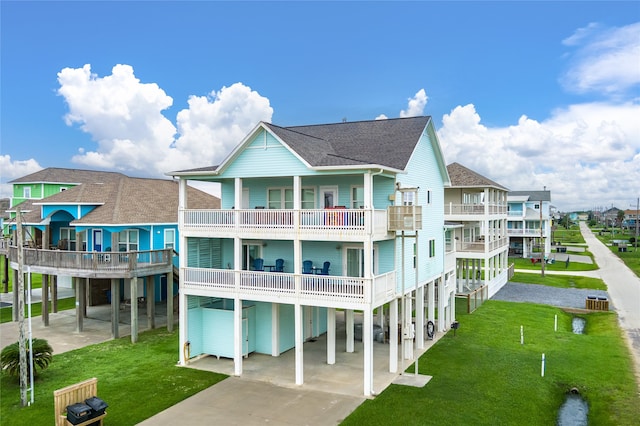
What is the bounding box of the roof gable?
[446,162,508,191]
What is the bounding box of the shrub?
[1,338,53,379]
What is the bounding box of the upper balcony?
[455,237,509,255]
[180,208,394,241]
[182,267,397,310]
[507,228,542,237]
[4,246,174,279]
[444,203,507,220]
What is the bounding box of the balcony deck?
[5,247,173,279]
[182,268,397,309]
[444,203,507,218]
[180,209,391,241]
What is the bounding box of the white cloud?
[438,101,640,212]
[56,65,273,177]
[400,89,428,118]
[560,22,640,96]
[0,155,42,199]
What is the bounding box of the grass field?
[343,301,639,425]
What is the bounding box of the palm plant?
[1,338,53,379]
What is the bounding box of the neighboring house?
[507,190,552,258]
[601,207,620,226]
[168,116,455,396]
[3,172,219,342]
[622,209,639,235]
[444,163,511,298]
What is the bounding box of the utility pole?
[540,195,545,277]
[16,207,28,406]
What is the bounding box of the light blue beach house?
[169,116,457,396]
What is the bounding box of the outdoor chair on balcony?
[254,258,264,271]
[270,258,284,272]
[318,261,330,275]
[302,260,313,274]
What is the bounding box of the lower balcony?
[182,267,397,309]
[5,247,174,279]
[456,238,509,254]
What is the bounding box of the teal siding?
[222,130,311,178]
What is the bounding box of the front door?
[93,230,103,252]
[320,186,338,208]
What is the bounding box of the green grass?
[1,298,76,324]
[0,328,226,425]
[510,256,598,271]
[343,301,639,425]
[593,230,640,279]
[552,227,585,244]
[510,272,607,290]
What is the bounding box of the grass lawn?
[1,298,76,324]
[0,328,226,426]
[510,257,598,272]
[593,231,640,279]
[343,301,639,425]
[510,272,607,290]
[552,227,586,244]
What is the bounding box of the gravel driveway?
[492,282,611,310]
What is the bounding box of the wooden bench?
[54,377,107,426]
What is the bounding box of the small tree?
[1,338,53,379]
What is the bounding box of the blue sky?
[1,1,639,212]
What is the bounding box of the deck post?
[415,285,424,349]
[75,277,83,332]
[233,296,242,376]
[294,302,303,385]
[166,270,173,332]
[389,298,398,373]
[111,279,119,338]
[52,275,58,313]
[363,307,373,396]
[327,307,335,365]
[130,277,138,343]
[271,303,280,356]
[346,309,354,353]
[146,276,155,329]
[41,274,49,326]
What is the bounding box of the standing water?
[557,389,588,426]
[572,317,586,334]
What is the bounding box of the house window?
[351,186,364,209]
[429,239,436,258]
[164,229,175,250]
[118,230,138,252]
[534,203,540,209]
[23,187,31,199]
[268,188,294,209]
[59,228,76,250]
[301,188,316,209]
[402,191,415,206]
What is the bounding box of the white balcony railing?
[183,267,397,307]
[444,203,507,215]
[181,208,390,240]
[507,229,542,237]
[456,238,509,253]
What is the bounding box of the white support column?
[346,309,354,353]
[179,288,187,365]
[404,291,413,360]
[389,298,398,373]
[294,303,304,385]
[415,285,424,349]
[327,307,336,365]
[272,303,280,356]
[233,296,243,376]
[437,278,445,331]
[427,280,435,325]
[234,177,243,209]
[363,307,373,397]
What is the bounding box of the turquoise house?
[169,116,456,396]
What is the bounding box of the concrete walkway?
[578,222,640,385]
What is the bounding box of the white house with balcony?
[444,163,510,298]
[168,116,456,396]
[507,190,552,258]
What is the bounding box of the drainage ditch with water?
[557,316,589,425]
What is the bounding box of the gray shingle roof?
[15,177,219,226]
[508,190,551,202]
[171,116,432,174]
[266,116,431,170]
[446,162,508,190]
[8,167,127,184]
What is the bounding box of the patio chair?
[318,261,330,275]
[302,260,313,274]
[253,258,264,271]
[270,258,284,272]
